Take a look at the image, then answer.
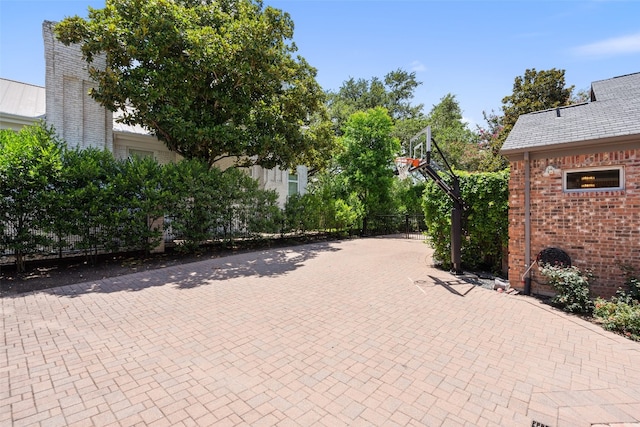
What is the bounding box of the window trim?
[563,166,624,192]
[288,170,299,196]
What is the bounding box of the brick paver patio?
[2,237,640,426]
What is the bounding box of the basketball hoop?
[394,157,421,179]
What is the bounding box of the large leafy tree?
[501,68,574,136]
[336,107,401,232]
[424,93,481,171]
[476,110,505,172]
[326,69,425,137]
[479,68,574,171]
[54,0,334,169]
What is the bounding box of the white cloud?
[462,116,477,129]
[574,32,640,57]
[409,60,427,72]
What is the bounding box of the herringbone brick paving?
[2,237,639,426]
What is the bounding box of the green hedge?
[0,123,283,270]
[0,124,64,271]
[2,122,424,272]
[421,170,508,274]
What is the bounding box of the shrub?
[539,264,594,314]
[593,265,640,341]
[421,170,508,273]
[0,123,64,271]
[594,298,640,341]
[392,178,425,216]
[60,147,120,263]
[334,194,363,234]
[614,263,640,304]
[164,159,225,253]
[219,168,281,239]
[284,193,319,234]
[111,156,167,254]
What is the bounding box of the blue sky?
[1,0,639,128]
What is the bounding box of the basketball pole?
[406,126,464,275]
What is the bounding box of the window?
[288,171,298,196]
[128,148,154,159]
[564,167,623,191]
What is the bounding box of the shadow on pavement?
[30,241,342,297]
[428,275,477,297]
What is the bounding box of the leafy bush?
[421,170,508,273]
[334,194,364,234]
[0,123,64,271]
[111,156,168,254]
[594,298,640,341]
[539,264,594,314]
[614,263,640,304]
[592,265,640,341]
[164,159,225,252]
[1,124,313,267]
[59,147,120,262]
[219,168,281,238]
[284,193,320,234]
[164,161,283,252]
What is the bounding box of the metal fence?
[365,214,427,240]
[0,215,256,265]
[1,213,427,266]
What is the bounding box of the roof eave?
[501,133,640,158]
[0,112,46,127]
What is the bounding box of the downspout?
[523,151,532,295]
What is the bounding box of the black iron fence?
[365,214,426,240]
[0,215,263,266]
[1,213,427,266]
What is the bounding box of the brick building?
[501,72,640,298]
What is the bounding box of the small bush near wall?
[593,265,640,341]
[284,193,321,234]
[594,299,640,341]
[422,170,508,274]
[539,264,594,314]
[59,147,121,262]
[163,160,283,253]
[220,167,282,238]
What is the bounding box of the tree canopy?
[501,68,574,134]
[326,69,424,136]
[478,68,574,171]
[424,94,481,171]
[54,0,334,170]
[337,107,400,222]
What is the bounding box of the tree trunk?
[16,251,25,273]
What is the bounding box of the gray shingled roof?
[0,78,46,119]
[501,72,640,154]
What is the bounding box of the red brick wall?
[508,149,640,298]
